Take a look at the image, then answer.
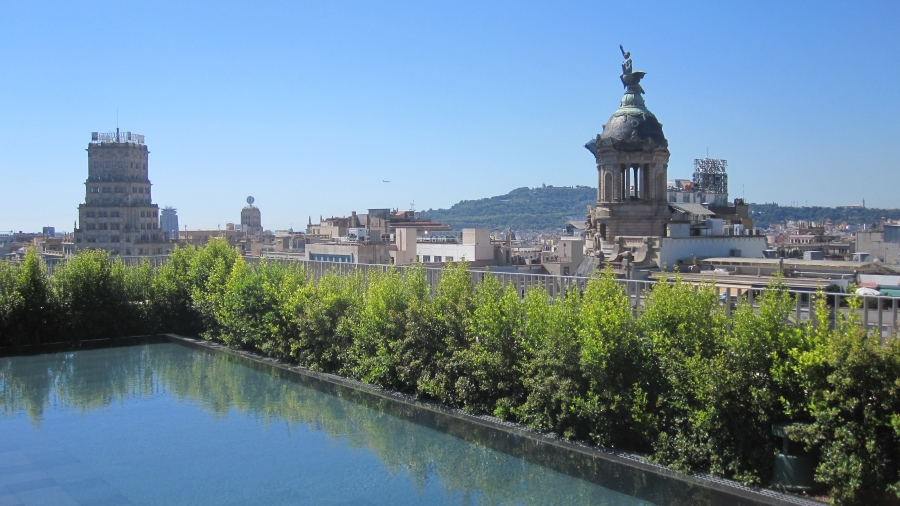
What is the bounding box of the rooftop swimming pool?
[0,340,807,505]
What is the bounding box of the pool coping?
[161,334,826,506]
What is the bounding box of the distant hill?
[420,186,596,231]
[421,188,900,231]
[748,203,900,229]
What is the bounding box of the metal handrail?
[19,254,900,338]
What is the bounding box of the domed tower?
[241,196,262,235]
[584,47,670,256]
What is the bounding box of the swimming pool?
[0,340,807,505]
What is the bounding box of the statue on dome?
[619,45,646,94]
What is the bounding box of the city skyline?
[1,1,898,232]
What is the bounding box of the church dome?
[586,51,667,154]
[597,93,667,152]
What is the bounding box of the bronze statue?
[619,45,645,94]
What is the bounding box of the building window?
[446,256,453,262]
[423,255,431,262]
[111,236,120,243]
[98,235,108,242]
[90,187,100,193]
[434,256,442,262]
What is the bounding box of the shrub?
[217,259,303,358]
[3,248,55,345]
[347,267,415,388]
[290,269,363,373]
[0,259,22,345]
[149,245,202,335]
[574,266,648,449]
[460,271,523,417]
[515,284,585,438]
[187,238,242,341]
[53,250,147,341]
[793,294,900,504]
[415,262,475,406]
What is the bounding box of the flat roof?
[702,257,879,269]
[653,272,846,290]
[669,203,716,216]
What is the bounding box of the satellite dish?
[246,196,255,205]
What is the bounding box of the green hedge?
[2,240,899,504]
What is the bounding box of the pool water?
[0,343,655,505]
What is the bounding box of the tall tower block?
[74,130,167,256]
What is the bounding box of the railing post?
[864,297,870,333]
[725,287,732,317]
[894,298,899,339]
[810,292,818,328]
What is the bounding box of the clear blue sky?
[1,1,898,233]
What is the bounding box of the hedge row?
[2,240,899,504]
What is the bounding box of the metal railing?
[42,255,169,275]
[255,257,899,340]
[22,254,900,339]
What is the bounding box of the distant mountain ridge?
[420,186,595,231]
[748,203,900,229]
[421,187,900,231]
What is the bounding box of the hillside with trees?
[749,203,900,229]
[420,186,596,231]
[421,187,900,231]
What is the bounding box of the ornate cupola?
[584,46,672,256]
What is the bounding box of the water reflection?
[1,343,769,505]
